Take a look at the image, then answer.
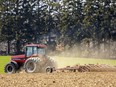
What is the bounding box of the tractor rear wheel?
[24,58,40,73]
[4,63,17,74]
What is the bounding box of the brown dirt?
[0,72,116,87]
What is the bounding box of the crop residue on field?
[0,72,116,87]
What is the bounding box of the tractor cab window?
[33,47,38,54]
[26,46,45,57]
[38,48,45,55]
[26,47,33,57]
[26,46,37,57]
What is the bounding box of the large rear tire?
[4,63,17,74]
[24,58,40,73]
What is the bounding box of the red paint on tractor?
[11,54,25,58]
[11,54,26,63]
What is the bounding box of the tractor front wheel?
[4,63,17,74]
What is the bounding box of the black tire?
[45,67,53,73]
[24,58,40,73]
[4,63,17,74]
[41,58,56,73]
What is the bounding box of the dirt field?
[0,72,116,87]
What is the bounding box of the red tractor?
[4,44,56,74]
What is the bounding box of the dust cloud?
[51,41,116,59]
[48,41,116,68]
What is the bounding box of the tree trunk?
[16,39,21,54]
[7,40,10,55]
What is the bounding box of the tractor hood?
[11,54,26,62]
[11,54,25,59]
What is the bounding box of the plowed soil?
[0,72,116,87]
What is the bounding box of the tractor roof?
[25,44,47,48]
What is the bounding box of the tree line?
[0,0,116,57]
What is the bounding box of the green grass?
[52,56,116,68]
[0,56,10,74]
[0,56,116,73]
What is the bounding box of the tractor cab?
[25,44,46,57]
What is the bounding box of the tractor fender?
[11,61,19,69]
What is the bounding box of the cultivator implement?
[56,64,116,72]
